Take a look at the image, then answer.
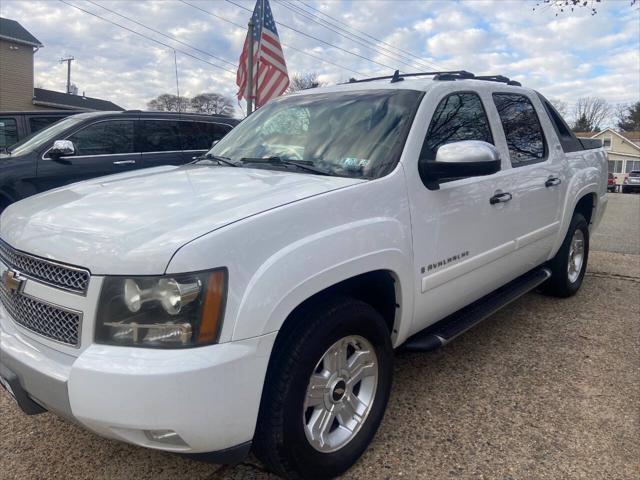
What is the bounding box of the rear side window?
[179,121,232,150]
[29,116,65,134]
[138,120,181,152]
[0,117,19,149]
[493,93,546,166]
[68,120,134,156]
[421,92,493,160]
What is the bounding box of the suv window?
[29,116,66,134]
[421,92,493,160]
[0,117,19,149]
[493,93,546,166]
[139,120,181,152]
[68,120,134,156]
[179,121,232,151]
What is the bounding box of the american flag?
[236,0,289,108]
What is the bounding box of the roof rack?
[345,70,522,86]
[346,70,475,84]
[474,75,522,87]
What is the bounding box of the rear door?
[489,92,565,269]
[138,119,184,168]
[37,119,138,192]
[178,120,233,163]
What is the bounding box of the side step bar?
[402,267,551,352]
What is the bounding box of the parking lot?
[1,194,638,480]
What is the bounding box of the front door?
[405,90,522,336]
[36,119,139,192]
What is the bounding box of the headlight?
[96,269,227,348]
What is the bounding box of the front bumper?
[1,306,276,456]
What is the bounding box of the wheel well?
[279,270,398,340]
[574,193,595,225]
[0,193,11,213]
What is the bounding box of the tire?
[253,296,393,479]
[541,213,589,297]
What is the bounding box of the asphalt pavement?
[1,194,639,480]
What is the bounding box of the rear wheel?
[541,213,589,297]
[254,296,393,479]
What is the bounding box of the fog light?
[144,429,188,447]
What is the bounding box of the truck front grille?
[0,282,81,347]
[0,239,90,294]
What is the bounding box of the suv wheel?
[542,213,589,297]
[254,296,393,479]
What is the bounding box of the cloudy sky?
[1,0,638,121]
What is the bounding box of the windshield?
[8,115,87,156]
[210,89,422,178]
[629,171,640,178]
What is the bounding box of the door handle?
[489,192,512,205]
[113,160,136,165]
[545,176,561,187]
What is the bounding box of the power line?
[275,0,439,72]
[223,0,400,72]
[179,0,366,77]
[86,0,237,67]
[58,0,236,74]
[298,0,446,71]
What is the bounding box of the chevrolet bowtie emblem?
[2,269,25,294]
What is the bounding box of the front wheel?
[254,296,393,479]
[541,213,589,297]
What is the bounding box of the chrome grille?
[0,239,90,294]
[0,282,81,347]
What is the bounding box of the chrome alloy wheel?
[303,335,379,453]
[567,229,585,284]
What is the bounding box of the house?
[576,128,640,179]
[0,17,122,112]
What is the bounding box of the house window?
[607,160,615,173]
[625,160,640,173]
[603,137,612,150]
[614,160,623,173]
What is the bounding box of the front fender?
[231,218,414,344]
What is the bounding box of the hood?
[0,165,363,275]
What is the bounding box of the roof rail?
[344,70,522,86]
[346,70,475,84]
[474,75,522,87]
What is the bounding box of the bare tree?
[615,101,640,132]
[533,0,637,16]
[572,97,610,132]
[147,93,190,112]
[287,72,325,94]
[190,93,235,116]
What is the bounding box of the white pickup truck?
[0,71,607,479]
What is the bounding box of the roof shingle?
[33,88,124,111]
[0,17,42,47]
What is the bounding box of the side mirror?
[49,140,76,160]
[419,140,501,190]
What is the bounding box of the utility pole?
[246,19,254,115]
[59,56,74,94]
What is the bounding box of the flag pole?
[247,19,254,115]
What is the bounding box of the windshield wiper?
[191,153,238,167]
[240,156,331,176]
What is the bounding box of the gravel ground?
[1,196,639,480]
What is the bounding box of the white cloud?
[0,0,637,117]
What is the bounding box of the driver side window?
[67,120,134,156]
[420,92,493,161]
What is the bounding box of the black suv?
[0,111,238,212]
